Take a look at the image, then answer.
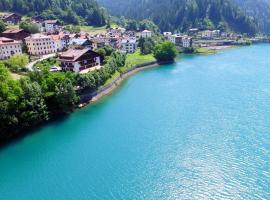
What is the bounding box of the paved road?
[26,53,56,71]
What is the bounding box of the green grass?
[195,47,216,54]
[123,50,156,71]
[80,25,107,35]
[101,71,121,87]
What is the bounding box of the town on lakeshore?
[0,12,269,72]
[0,9,269,142]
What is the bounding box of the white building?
[44,20,62,33]
[0,37,22,60]
[182,36,193,48]
[25,33,57,56]
[141,30,152,38]
[121,39,137,53]
[163,32,172,39]
[201,30,220,39]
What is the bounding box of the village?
[0,12,268,73]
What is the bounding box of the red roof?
[0,37,22,45]
[2,29,26,34]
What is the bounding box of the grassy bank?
[195,47,216,54]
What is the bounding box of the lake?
[1,44,270,199]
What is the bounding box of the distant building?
[163,32,172,39]
[121,39,137,53]
[1,13,21,25]
[0,29,30,41]
[188,28,199,36]
[25,33,57,56]
[141,30,152,38]
[44,20,62,33]
[59,49,101,72]
[0,37,22,60]
[69,38,92,49]
[182,36,193,48]
[201,30,220,39]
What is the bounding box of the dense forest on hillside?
[233,0,270,33]
[98,0,258,35]
[0,0,107,26]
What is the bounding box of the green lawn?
[195,47,216,54]
[80,25,107,35]
[123,50,156,71]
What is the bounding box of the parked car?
[49,66,62,72]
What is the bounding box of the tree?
[19,21,39,33]
[6,54,29,72]
[18,78,49,128]
[0,20,6,33]
[154,41,177,62]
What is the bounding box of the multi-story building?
[44,20,62,33]
[201,30,220,39]
[0,37,22,60]
[25,33,57,56]
[141,30,152,38]
[59,49,101,72]
[182,36,193,48]
[121,39,137,53]
[163,32,172,39]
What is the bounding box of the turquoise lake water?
[1,44,270,199]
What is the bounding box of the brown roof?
[45,20,59,24]
[2,29,26,34]
[0,37,22,45]
[59,49,90,61]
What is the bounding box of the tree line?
[0,0,107,26]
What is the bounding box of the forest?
[98,0,258,35]
[0,0,108,26]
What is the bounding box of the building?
[25,33,57,56]
[1,13,21,25]
[0,29,30,41]
[201,30,220,39]
[163,32,172,39]
[69,38,92,49]
[59,49,101,72]
[0,37,22,60]
[49,35,63,52]
[168,34,183,46]
[121,39,137,53]
[44,20,62,33]
[141,30,152,38]
[182,36,193,48]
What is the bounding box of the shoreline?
[79,61,173,106]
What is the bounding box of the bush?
[154,41,177,62]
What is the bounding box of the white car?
[49,66,62,72]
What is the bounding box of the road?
[26,53,56,71]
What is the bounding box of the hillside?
[98,0,258,35]
[233,0,270,33]
[0,0,107,26]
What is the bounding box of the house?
[25,33,57,56]
[1,13,21,25]
[0,29,30,41]
[141,30,152,38]
[89,38,105,50]
[44,20,62,33]
[49,35,63,52]
[59,49,101,72]
[163,32,172,39]
[106,28,122,38]
[121,39,137,53]
[168,34,183,46]
[0,37,22,60]
[69,38,92,49]
[188,28,199,36]
[31,15,44,23]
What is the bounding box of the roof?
[3,13,21,19]
[2,29,27,34]
[0,37,22,45]
[25,33,50,40]
[121,39,136,44]
[70,38,90,45]
[59,49,91,61]
[142,30,151,32]
[45,20,59,24]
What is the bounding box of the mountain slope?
[0,0,107,26]
[233,0,270,33]
[98,0,258,35]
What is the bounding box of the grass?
[195,47,216,54]
[101,50,156,87]
[123,50,156,71]
[11,72,24,80]
[80,25,107,35]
